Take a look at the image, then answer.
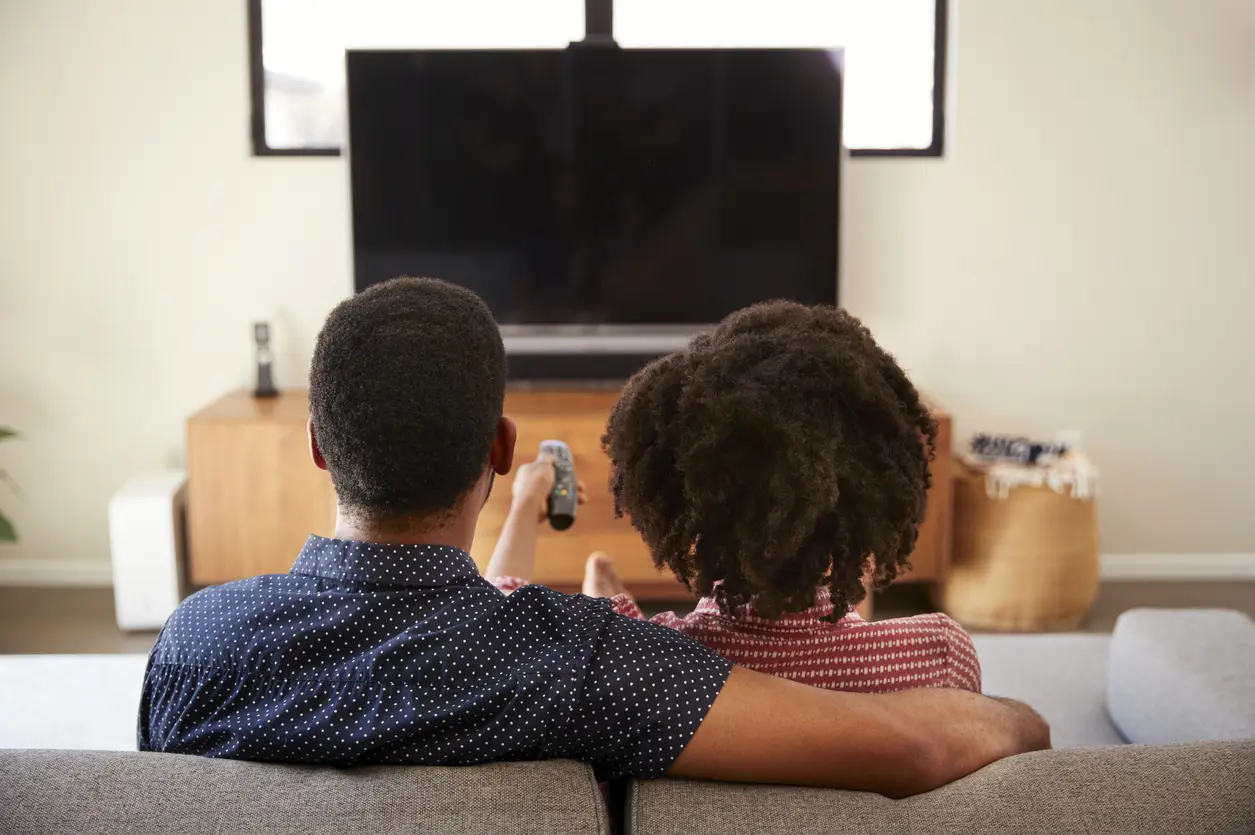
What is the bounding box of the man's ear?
[308,417,328,471]
[490,416,517,476]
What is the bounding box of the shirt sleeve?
[610,593,645,620]
[937,615,983,692]
[548,609,733,781]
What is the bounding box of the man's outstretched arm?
[669,666,1050,798]
[482,455,586,589]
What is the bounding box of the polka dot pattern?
[138,535,732,780]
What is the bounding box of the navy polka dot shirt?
[138,535,732,780]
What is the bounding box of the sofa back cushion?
[0,750,607,835]
[627,741,1255,835]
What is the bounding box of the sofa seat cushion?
[972,633,1123,747]
[0,654,147,751]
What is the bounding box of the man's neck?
[332,507,478,553]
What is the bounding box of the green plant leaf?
[0,428,16,443]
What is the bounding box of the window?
[249,0,947,157]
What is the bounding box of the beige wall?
[1,0,1253,575]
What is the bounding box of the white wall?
[844,0,1255,555]
[1,0,1253,577]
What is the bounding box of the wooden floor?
[0,588,159,654]
[3,582,1254,654]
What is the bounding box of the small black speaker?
[253,322,279,398]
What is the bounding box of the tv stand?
[185,387,951,605]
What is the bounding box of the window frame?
[246,0,948,158]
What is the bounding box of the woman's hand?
[511,454,588,523]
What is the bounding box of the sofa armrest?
[1108,608,1255,744]
[628,741,1255,835]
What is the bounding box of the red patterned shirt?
[492,578,980,693]
[613,587,980,693]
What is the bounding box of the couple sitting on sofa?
[138,277,1047,798]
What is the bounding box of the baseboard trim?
[0,559,113,587]
[1100,553,1255,581]
[2,553,1252,587]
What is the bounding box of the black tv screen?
[348,48,841,326]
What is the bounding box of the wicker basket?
[937,461,1100,632]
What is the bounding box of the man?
[139,277,1048,797]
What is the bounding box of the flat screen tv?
[347,47,841,350]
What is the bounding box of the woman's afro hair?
[603,301,937,619]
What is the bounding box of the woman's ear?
[308,417,328,471]
[490,416,517,476]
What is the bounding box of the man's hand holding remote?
[484,453,587,585]
[512,453,587,524]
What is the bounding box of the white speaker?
[109,470,188,631]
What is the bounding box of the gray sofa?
[3,609,1254,834]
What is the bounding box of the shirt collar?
[291,535,489,588]
[693,585,862,628]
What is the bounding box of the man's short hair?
[309,277,507,521]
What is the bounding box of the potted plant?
[0,427,16,542]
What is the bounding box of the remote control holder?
[540,440,577,531]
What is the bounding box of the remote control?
[540,440,577,531]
